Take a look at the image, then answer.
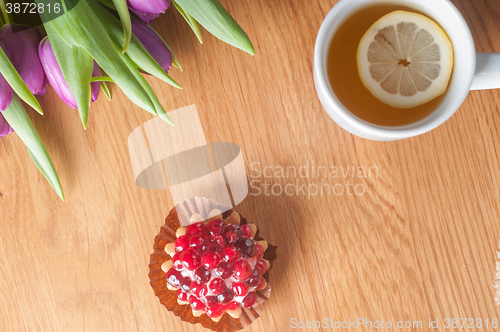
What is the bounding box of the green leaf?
[101,81,111,100]
[37,0,173,124]
[99,68,112,100]
[0,47,43,114]
[90,76,114,83]
[173,0,254,55]
[26,146,60,197]
[44,24,94,129]
[118,41,173,124]
[37,0,159,116]
[172,1,203,44]
[96,0,114,9]
[2,94,64,200]
[0,0,12,24]
[87,0,181,89]
[111,0,132,53]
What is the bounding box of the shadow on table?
[235,170,309,301]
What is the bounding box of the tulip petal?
[148,25,182,71]
[130,19,171,73]
[174,0,254,55]
[0,73,13,111]
[38,37,78,109]
[2,94,64,200]
[0,112,13,137]
[128,7,160,25]
[0,25,47,95]
[0,46,43,114]
[127,0,170,14]
[91,62,101,102]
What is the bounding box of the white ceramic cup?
[314,0,500,141]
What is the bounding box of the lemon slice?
[357,10,453,108]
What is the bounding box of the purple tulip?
[38,37,100,109]
[128,0,171,24]
[0,112,13,138]
[131,19,172,73]
[0,24,48,111]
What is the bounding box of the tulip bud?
[38,37,100,109]
[0,24,48,96]
[131,19,172,73]
[0,112,13,138]
[128,0,171,24]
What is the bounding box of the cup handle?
[471,53,500,90]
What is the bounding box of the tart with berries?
[149,202,276,332]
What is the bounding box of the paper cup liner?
[149,197,278,332]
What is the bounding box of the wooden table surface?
[1,0,500,331]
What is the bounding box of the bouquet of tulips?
[0,0,253,200]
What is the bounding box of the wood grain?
[1,0,500,331]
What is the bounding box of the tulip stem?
[90,76,115,83]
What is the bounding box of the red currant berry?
[189,296,206,310]
[212,235,225,249]
[190,282,208,298]
[228,225,243,236]
[194,266,211,284]
[255,260,267,275]
[246,269,261,287]
[242,292,257,308]
[175,235,190,252]
[189,235,205,250]
[217,288,234,304]
[177,289,189,302]
[232,282,249,296]
[205,295,219,307]
[172,253,183,270]
[232,259,252,280]
[224,301,239,311]
[255,244,264,260]
[180,276,192,292]
[208,219,226,236]
[202,252,220,269]
[215,262,232,279]
[221,245,240,262]
[186,222,205,237]
[224,231,238,244]
[208,278,226,295]
[235,237,256,258]
[181,250,201,271]
[166,268,183,288]
[206,303,224,318]
[241,224,253,238]
[202,240,219,252]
